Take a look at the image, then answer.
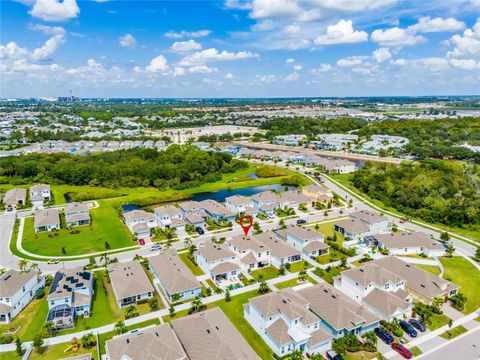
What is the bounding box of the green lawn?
[288,260,312,273]
[316,248,348,265]
[428,314,451,330]
[0,352,22,360]
[22,204,133,256]
[98,318,161,355]
[206,278,220,292]
[29,343,97,360]
[344,351,379,360]
[439,325,468,340]
[250,266,279,281]
[310,221,345,245]
[409,346,423,357]
[274,277,314,289]
[313,266,348,285]
[415,264,441,276]
[440,256,480,314]
[178,252,204,276]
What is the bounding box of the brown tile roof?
[197,240,236,262]
[373,232,444,252]
[266,317,292,346]
[363,288,411,317]
[350,210,386,223]
[334,218,369,234]
[254,231,300,259]
[34,209,60,228]
[0,270,38,297]
[107,261,154,300]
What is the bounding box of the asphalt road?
[418,326,480,360]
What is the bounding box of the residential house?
[229,235,270,273]
[350,210,390,234]
[372,232,445,257]
[47,268,93,329]
[105,324,187,360]
[254,231,302,268]
[149,251,202,303]
[3,188,27,212]
[198,199,235,221]
[334,210,389,241]
[108,261,155,308]
[154,205,184,229]
[225,195,257,216]
[178,201,206,217]
[273,134,307,146]
[64,202,91,227]
[244,289,332,357]
[195,240,241,286]
[276,224,329,257]
[0,270,45,324]
[172,307,259,360]
[334,263,412,320]
[29,183,51,202]
[316,158,357,174]
[297,284,380,338]
[302,184,333,205]
[277,190,313,210]
[365,257,459,304]
[333,218,370,241]
[313,134,359,151]
[123,210,157,239]
[34,209,61,233]
[251,191,278,217]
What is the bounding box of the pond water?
[122,204,140,212]
[189,183,296,203]
[247,172,259,179]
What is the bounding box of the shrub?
[0,335,14,344]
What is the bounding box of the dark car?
[375,327,394,344]
[391,343,413,359]
[138,239,145,246]
[400,320,418,338]
[326,350,344,360]
[296,219,307,225]
[409,318,427,332]
[195,226,205,235]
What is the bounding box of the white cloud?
[145,55,169,73]
[293,64,302,70]
[119,33,136,49]
[66,58,103,75]
[224,0,252,10]
[188,65,217,73]
[284,72,299,81]
[28,23,66,36]
[202,78,223,86]
[0,42,29,60]
[255,74,277,83]
[225,72,234,79]
[371,27,426,46]
[179,48,259,66]
[390,58,407,66]
[372,47,392,63]
[336,56,368,67]
[170,39,202,53]
[286,58,295,64]
[311,63,332,73]
[283,24,300,34]
[32,34,65,60]
[410,17,465,33]
[447,18,480,58]
[29,0,80,22]
[314,19,368,45]
[164,29,211,39]
[173,67,185,77]
[449,59,479,70]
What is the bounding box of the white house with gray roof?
[34,208,61,233]
[371,232,445,257]
[29,183,51,202]
[64,202,91,227]
[154,205,184,229]
[254,231,302,268]
[225,195,257,216]
[123,210,157,239]
[245,289,332,357]
[108,261,155,308]
[276,224,329,257]
[334,210,390,241]
[195,240,241,286]
[0,270,45,323]
[229,234,271,273]
[198,199,235,221]
[149,251,202,303]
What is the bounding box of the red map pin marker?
[239,215,253,237]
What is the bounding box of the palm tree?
[100,252,109,268]
[114,320,127,335]
[432,297,444,310]
[258,280,269,294]
[298,270,307,282]
[17,259,28,272]
[30,262,40,273]
[171,293,182,305]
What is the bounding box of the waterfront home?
[277,190,312,210]
[149,251,202,303]
[123,210,157,239]
[34,208,61,233]
[371,232,445,257]
[244,289,332,357]
[3,188,27,212]
[0,270,45,324]
[154,205,184,229]
[178,201,207,217]
[254,231,302,268]
[276,224,329,257]
[251,191,278,217]
[64,202,91,227]
[105,324,187,360]
[302,184,333,205]
[225,195,257,216]
[297,284,380,338]
[195,240,241,287]
[108,261,155,308]
[229,235,271,273]
[172,307,259,360]
[198,199,236,221]
[47,268,93,330]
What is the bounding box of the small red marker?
[239,215,253,237]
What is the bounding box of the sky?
[1,0,479,98]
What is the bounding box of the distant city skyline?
[1,0,479,98]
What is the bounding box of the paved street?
[418,326,480,360]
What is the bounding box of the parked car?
[138,239,145,246]
[326,350,344,360]
[48,258,59,264]
[400,320,418,337]
[391,343,413,359]
[409,318,427,332]
[296,219,307,225]
[375,327,394,344]
[196,226,205,235]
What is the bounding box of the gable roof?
[373,232,444,252]
[363,288,411,317]
[350,210,386,223]
[254,231,300,259]
[149,251,201,295]
[0,270,38,297]
[48,268,92,300]
[154,205,181,217]
[107,261,154,300]
[34,209,60,227]
[334,218,369,234]
[197,240,236,262]
[172,308,259,360]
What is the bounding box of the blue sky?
[1,0,479,98]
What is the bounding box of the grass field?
[415,263,441,276]
[409,346,423,356]
[274,276,316,289]
[288,260,312,273]
[310,221,345,245]
[250,266,279,281]
[29,343,97,360]
[178,252,204,276]
[428,314,451,330]
[439,256,480,314]
[316,247,348,265]
[439,325,468,340]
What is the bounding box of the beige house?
[34,209,61,233]
[172,307,259,360]
[64,202,91,227]
[301,184,333,205]
[107,261,155,308]
[4,188,27,212]
[105,324,187,360]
